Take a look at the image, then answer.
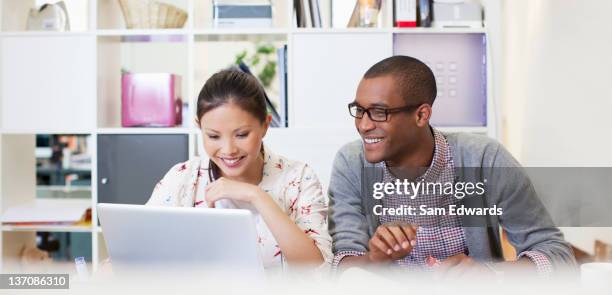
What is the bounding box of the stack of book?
[213,0,273,28]
[1,199,92,229]
[393,0,483,28]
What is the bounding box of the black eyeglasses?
[348,102,423,122]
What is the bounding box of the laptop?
[97,203,264,275]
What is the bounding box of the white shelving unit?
[0,0,502,272]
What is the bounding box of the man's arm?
[328,142,371,266]
[328,143,417,270]
[334,224,417,272]
[489,143,577,273]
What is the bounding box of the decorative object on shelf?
[236,62,282,128]
[347,0,381,27]
[595,240,612,262]
[26,1,71,31]
[20,246,52,266]
[394,0,417,27]
[118,0,188,29]
[213,0,273,28]
[431,0,483,28]
[121,73,183,127]
[234,42,285,127]
[234,43,277,88]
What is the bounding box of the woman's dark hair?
[197,68,268,181]
[197,68,268,124]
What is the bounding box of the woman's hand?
[204,177,264,207]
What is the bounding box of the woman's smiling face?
[199,101,269,182]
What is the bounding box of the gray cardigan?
[328,132,576,270]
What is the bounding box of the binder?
[418,0,432,27]
[294,0,306,27]
[304,0,312,27]
[310,0,322,28]
[277,45,288,127]
[394,0,417,27]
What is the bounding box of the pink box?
[121,73,182,127]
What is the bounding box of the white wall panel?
[1,36,95,132]
[291,32,391,129]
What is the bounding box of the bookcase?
[0,0,502,272]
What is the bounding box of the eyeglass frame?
[347,101,425,122]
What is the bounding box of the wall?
[501,0,612,254]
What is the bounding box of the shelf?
[0,129,94,135]
[1,0,91,33]
[96,128,194,135]
[1,0,499,272]
[0,28,486,38]
[436,126,489,134]
[0,31,93,37]
[391,27,486,34]
[1,224,93,233]
[37,185,91,190]
[96,37,189,129]
[193,28,290,36]
[292,28,393,34]
[96,29,189,37]
[194,32,288,43]
[291,27,486,34]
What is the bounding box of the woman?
[146,69,332,270]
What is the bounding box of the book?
[213,1,273,29]
[418,0,432,27]
[304,0,312,27]
[309,0,322,28]
[294,0,306,27]
[394,0,417,27]
[277,45,288,127]
[1,199,91,225]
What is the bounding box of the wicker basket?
[118,0,188,29]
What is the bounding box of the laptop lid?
[97,203,264,274]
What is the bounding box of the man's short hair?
[363,55,437,105]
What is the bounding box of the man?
[328,56,575,277]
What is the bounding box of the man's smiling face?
[354,75,421,165]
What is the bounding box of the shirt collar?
[383,127,450,182]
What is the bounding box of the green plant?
[234,43,277,88]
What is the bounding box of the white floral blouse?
[145,145,333,270]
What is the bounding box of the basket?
[118,0,188,29]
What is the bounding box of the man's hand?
[434,253,495,279]
[366,223,418,263]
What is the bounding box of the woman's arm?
[205,175,327,265]
[251,189,324,264]
[146,161,197,207]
